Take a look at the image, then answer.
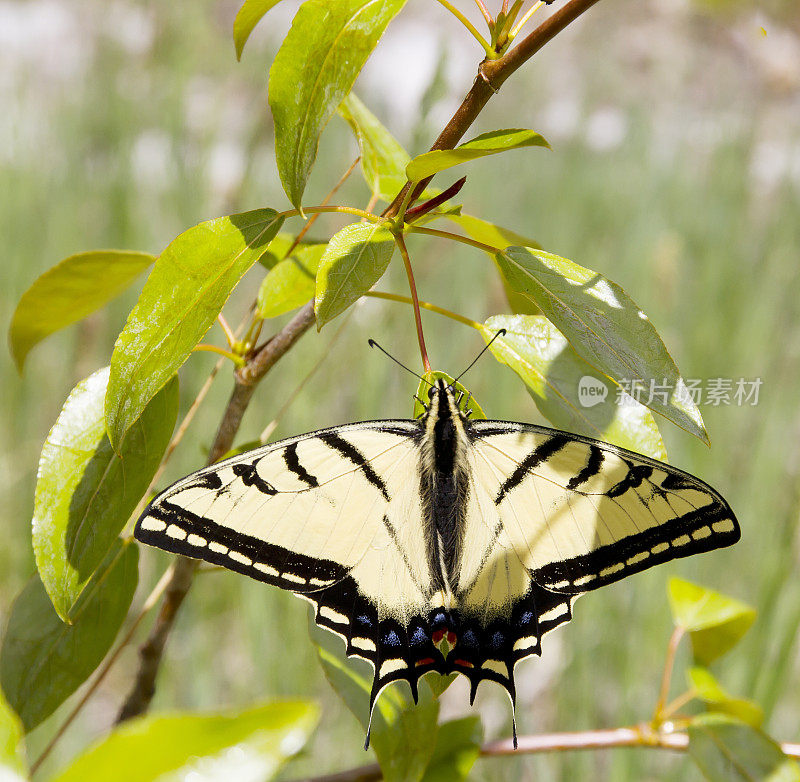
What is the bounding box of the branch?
[289,727,800,782]
[384,0,603,217]
[116,304,316,723]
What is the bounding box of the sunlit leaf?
[422,716,483,782]
[8,250,154,372]
[669,577,756,665]
[688,667,764,727]
[412,371,486,421]
[480,315,667,460]
[0,540,138,732]
[233,0,285,60]
[257,244,325,319]
[688,714,800,782]
[0,690,26,780]
[269,0,408,209]
[338,93,410,201]
[406,129,549,182]
[495,246,708,442]
[52,700,319,782]
[106,208,282,451]
[314,222,395,329]
[33,368,177,621]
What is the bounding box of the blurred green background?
[2,0,799,778]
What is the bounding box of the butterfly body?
[135,379,739,746]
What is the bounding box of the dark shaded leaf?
[52,700,319,782]
[688,714,800,782]
[269,0,408,209]
[9,250,153,371]
[495,246,707,442]
[33,368,177,621]
[106,208,282,450]
[0,540,138,732]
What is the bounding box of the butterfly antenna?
[453,329,507,384]
[368,339,432,385]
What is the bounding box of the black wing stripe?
[532,502,738,592]
[495,435,569,505]
[136,500,347,590]
[283,442,319,487]
[231,461,277,495]
[566,445,604,490]
[318,432,391,501]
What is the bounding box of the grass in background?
[2,1,799,779]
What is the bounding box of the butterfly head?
[423,378,472,421]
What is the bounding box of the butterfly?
[134,376,739,747]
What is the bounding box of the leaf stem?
[434,0,497,59]
[192,343,246,367]
[654,626,685,723]
[216,313,236,348]
[406,224,500,254]
[278,205,384,224]
[508,1,545,40]
[475,0,493,26]
[395,233,432,373]
[365,291,481,329]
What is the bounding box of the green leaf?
[0,540,138,732]
[669,577,756,665]
[688,714,800,782]
[8,250,154,372]
[480,315,667,460]
[338,93,411,201]
[371,698,440,782]
[444,214,540,314]
[257,232,325,270]
[314,222,395,329]
[269,0,408,209]
[495,246,708,442]
[688,667,764,727]
[315,642,443,782]
[33,368,177,622]
[406,129,549,182]
[0,690,26,780]
[257,244,325,319]
[412,372,486,421]
[315,643,407,734]
[106,208,282,451]
[52,700,319,782]
[422,716,483,782]
[233,0,285,60]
